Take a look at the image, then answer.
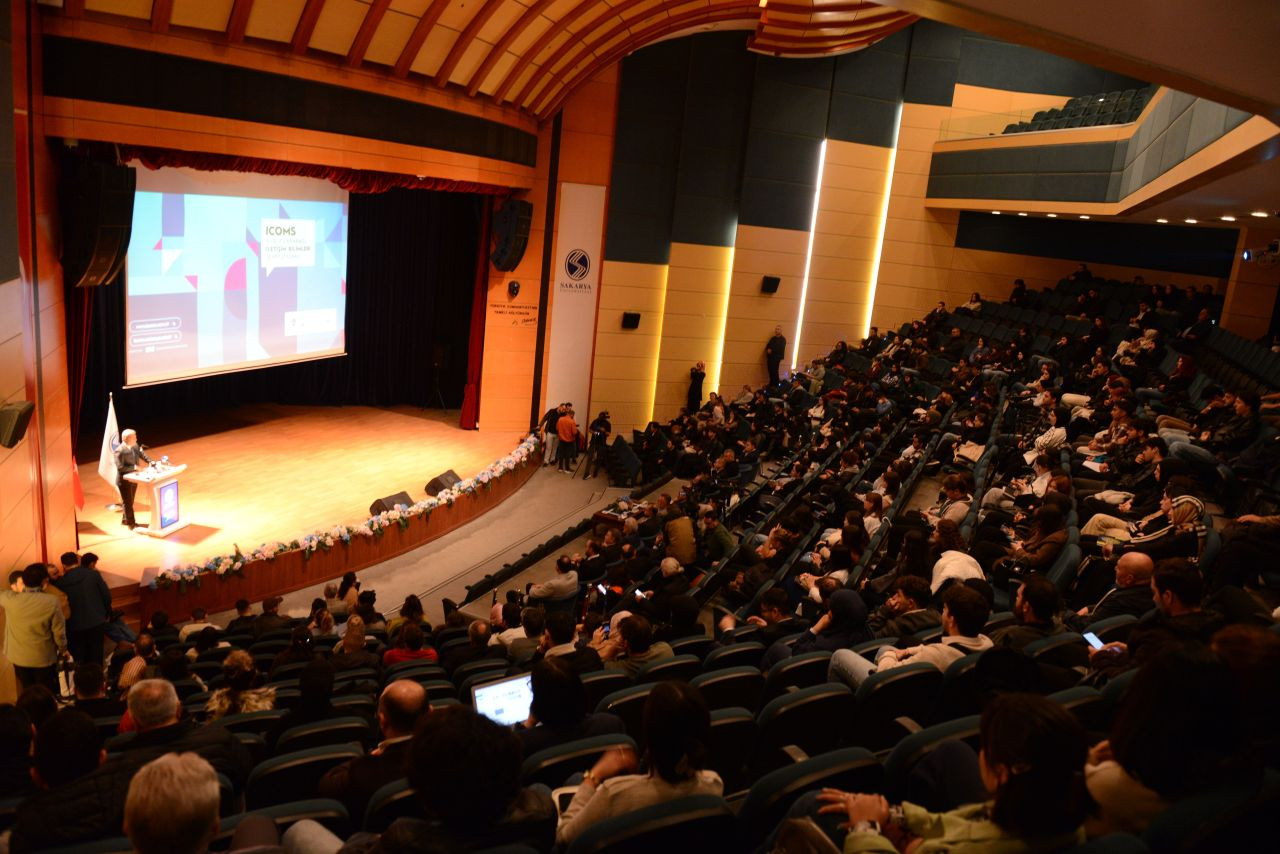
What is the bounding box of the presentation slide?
[125,167,349,386]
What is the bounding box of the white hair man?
[113,427,153,528]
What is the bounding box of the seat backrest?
[755,683,856,774]
[580,670,632,712]
[634,654,701,685]
[1049,685,1109,732]
[702,641,765,672]
[705,707,758,794]
[521,733,638,789]
[689,666,765,712]
[761,651,833,705]
[275,715,372,754]
[216,708,290,737]
[596,683,657,741]
[669,635,714,661]
[565,795,735,854]
[738,747,883,847]
[881,714,982,800]
[362,778,420,833]
[1025,632,1089,669]
[245,744,364,809]
[851,663,944,751]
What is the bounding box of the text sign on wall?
[544,183,606,415]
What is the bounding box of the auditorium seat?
[564,794,735,854]
[881,714,982,800]
[245,744,364,809]
[451,659,506,688]
[689,666,765,712]
[1085,613,1140,644]
[737,747,882,848]
[580,670,631,712]
[217,799,353,847]
[934,652,984,723]
[362,778,419,832]
[596,683,658,741]
[754,683,856,774]
[705,707,758,793]
[634,654,701,685]
[217,709,290,738]
[702,641,766,672]
[415,679,460,703]
[669,635,714,661]
[850,663,944,751]
[274,716,373,754]
[1049,685,1110,732]
[1025,632,1090,669]
[760,651,833,706]
[521,733,637,789]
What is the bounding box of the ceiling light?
[1156,218,1168,223]
[991,211,1001,215]
[1046,213,1057,218]
[1250,211,1268,218]
[1220,215,1236,222]
[1017,212,1027,216]
[1184,218,1198,224]
[1079,215,1090,220]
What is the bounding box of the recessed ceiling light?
[1184,218,1198,224]
[991,211,1001,215]
[1220,215,1236,222]
[1079,215,1090,220]
[1250,211,1268,218]
[1017,212,1027,216]
[1046,213,1057,218]
[1156,218,1168,223]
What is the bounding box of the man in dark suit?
[319,679,427,825]
[441,620,506,675]
[765,325,787,387]
[113,428,153,529]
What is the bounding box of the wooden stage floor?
[75,404,522,589]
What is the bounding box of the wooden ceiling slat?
[226,0,253,42]
[510,0,655,110]
[465,0,558,97]
[347,0,393,66]
[751,15,914,55]
[433,0,504,88]
[537,5,760,118]
[763,9,911,31]
[290,0,326,54]
[151,0,174,32]
[491,0,615,104]
[392,0,451,77]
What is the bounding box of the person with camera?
[584,411,612,480]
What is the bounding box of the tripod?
[428,361,448,414]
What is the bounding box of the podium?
[124,463,190,537]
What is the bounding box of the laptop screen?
[471,673,533,727]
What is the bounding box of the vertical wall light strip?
[791,138,827,370]
[863,102,903,338]
[708,242,736,397]
[644,265,671,425]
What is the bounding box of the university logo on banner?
[545,184,606,412]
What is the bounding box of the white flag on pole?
[98,393,121,501]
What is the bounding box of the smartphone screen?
[634,589,644,599]
[596,583,607,594]
[1082,631,1103,650]
[601,624,610,638]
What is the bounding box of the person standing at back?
[556,407,580,473]
[0,564,67,693]
[54,551,113,666]
[765,325,786,388]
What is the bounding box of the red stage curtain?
[459,198,492,430]
[116,145,514,197]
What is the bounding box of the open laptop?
[471,672,534,727]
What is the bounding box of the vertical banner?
[544,183,606,415]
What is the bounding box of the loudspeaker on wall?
[370,491,414,515]
[59,158,136,288]
[424,469,462,496]
[0,402,36,449]
[761,275,781,294]
[621,312,641,329]
[491,199,533,272]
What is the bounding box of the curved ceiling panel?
[51,0,916,120]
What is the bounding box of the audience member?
[205,650,275,720]
[518,657,625,756]
[53,551,112,665]
[1,563,68,693]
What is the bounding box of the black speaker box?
[0,402,34,449]
[424,469,462,496]
[491,199,533,272]
[60,159,136,288]
[370,491,414,515]
[761,275,781,294]
[621,311,641,329]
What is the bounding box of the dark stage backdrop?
[76,187,482,450]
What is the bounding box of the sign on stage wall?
[544,183,606,415]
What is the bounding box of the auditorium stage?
[74,404,521,590]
